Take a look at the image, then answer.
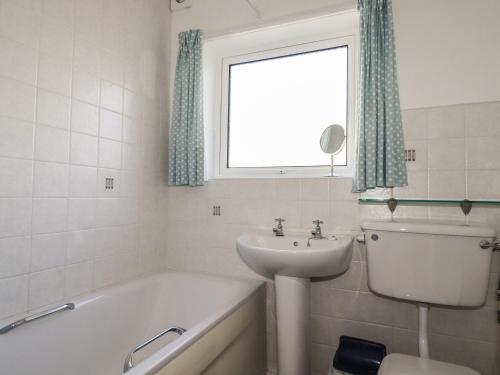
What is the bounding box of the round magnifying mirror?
[319,124,345,177]
[320,124,345,154]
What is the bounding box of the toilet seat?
[379,354,479,375]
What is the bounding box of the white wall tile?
[100,80,123,113]
[122,143,139,170]
[67,198,96,230]
[71,100,99,136]
[0,157,33,197]
[101,49,124,85]
[300,200,329,229]
[329,200,359,231]
[0,0,168,329]
[394,170,428,199]
[32,198,67,234]
[429,306,497,342]
[33,161,68,197]
[35,125,70,162]
[393,206,429,220]
[301,179,329,201]
[275,179,301,201]
[36,90,71,130]
[31,232,67,271]
[65,261,92,297]
[0,236,30,278]
[100,109,122,141]
[467,170,500,200]
[466,137,500,170]
[37,55,72,96]
[67,229,95,264]
[0,117,34,159]
[428,206,466,223]
[96,198,123,227]
[74,38,100,74]
[428,138,465,170]
[0,198,32,238]
[124,89,141,118]
[0,76,36,122]
[69,165,97,197]
[72,69,100,105]
[0,275,28,319]
[70,132,98,166]
[329,178,356,201]
[95,226,124,257]
[29,268,65,309]
[99,138,122,169]
[429,170,465,199]
[122,116,140,144]
[93,255,117,288]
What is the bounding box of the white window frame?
[204,11,358,179]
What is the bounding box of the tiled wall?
[165,101,500,375]
[0,0,171,321]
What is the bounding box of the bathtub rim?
[126,272,265,375]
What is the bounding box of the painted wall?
[166,1,500,374]
[171,0,500,109]
[393,0,500,109]
[0,0,171,321]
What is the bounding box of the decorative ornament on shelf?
[170,0,192,12]
[245,0,262,18]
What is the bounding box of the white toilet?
[362,220,496,375]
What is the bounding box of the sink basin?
[237,233,353,279]
[237,232,354,375]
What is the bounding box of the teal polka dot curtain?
[168,30,205,187]
[352,0,407,193]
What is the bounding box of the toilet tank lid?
[361,219,496,238]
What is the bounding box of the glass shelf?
[358,198,500,215]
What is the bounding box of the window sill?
[209,167,354,180]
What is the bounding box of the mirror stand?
[325,154,337,178]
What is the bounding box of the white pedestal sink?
[237,233,353,375]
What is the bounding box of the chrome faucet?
[307,219,325,246]
[273,218,286,236]
[311,219,325,239]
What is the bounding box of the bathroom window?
[204,11,358,178]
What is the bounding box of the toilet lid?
[379,354,480,375]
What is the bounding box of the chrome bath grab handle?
[124,326,187,372]
[0,303,75,334]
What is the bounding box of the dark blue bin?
[332,336,387,375]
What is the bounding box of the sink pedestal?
[275,275,310,375]
[237,233,354,375]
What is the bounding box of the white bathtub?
[0,271,265,375]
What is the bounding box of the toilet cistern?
[362,219,495,373]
